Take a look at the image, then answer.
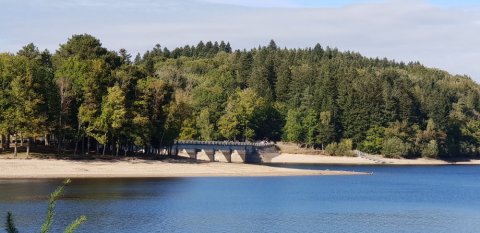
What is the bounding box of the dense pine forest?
[0,34,479,158]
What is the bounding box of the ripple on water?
[1,166,480,233]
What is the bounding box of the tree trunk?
[102,133,107,156]
[6,134,10,149]
[81,136,85,155]
[57,134,62,153]
[86,137,90,155]
[111,139,114,156]
[57,114,62,153]
[20,133,23,147]
[74,124,81,156]
[116,141,119,157]
[13,133,17,157]
[102,144,106,156]
[61,134,66,153]
[0,134,4,151]
[44,133,49,146]
[112,138,115,156]
[26,138,30,157]
[74,140,78,156]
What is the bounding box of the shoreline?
[2,152,478,179]
[0,158,365,179]
[263,153,480,165]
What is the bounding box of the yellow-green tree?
[283,109,303,144]
[92,86,126,156]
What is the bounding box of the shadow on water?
[0,178,185,202]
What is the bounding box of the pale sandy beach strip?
[266,153,480,165]
[0,158,364,179]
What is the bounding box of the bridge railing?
[175,140,275,147]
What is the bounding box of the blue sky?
[201,0,480,7]
[1,0,480,81]
[430,0,480,6]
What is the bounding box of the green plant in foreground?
[5,212,18,233]
[4,179,86,233]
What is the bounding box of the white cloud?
[1,0,479,81]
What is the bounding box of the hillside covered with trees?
[0,34,479,158]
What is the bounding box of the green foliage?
[302,109,318,146]
[5,212,18,233]
[421,140,439,158]
[93,86,126,132]
[1,36,480,158]
[359,126,385,154]
[41,179,70,233]
[253,104,283,141]
[40,179,86,233]
[1,47,52,155]
[56,34,110,61]
[414,118,446,156]
[131,76,174,148]
[217,88,268,141]
[384,121,414,142]
[460,120,480,155]
[178,118,197,140]
[325,139,354,156]
[63,215,87,233]
[316,111,336,147]
[248,48,275,101]
[197,109,216,141]
[338,139,354,156]
[283,109,303,143]
[325,142,338,156]
[90,85,127,155]
[161,98,191,146]
[274,61,291,103]
[218,113,239,140]
[382,137,411,158]
[234,88,267,141]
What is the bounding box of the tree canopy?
[1,34,479,158]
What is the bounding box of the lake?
[1,165,480,233]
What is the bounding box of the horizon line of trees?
[0,34,479,158]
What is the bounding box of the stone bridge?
[173,140,276,163]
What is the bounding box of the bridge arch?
[173,140,275,163]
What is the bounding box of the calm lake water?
[1,165,480,233]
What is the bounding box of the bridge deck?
[175,140,275,147]
[173,140,275,163]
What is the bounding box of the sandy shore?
[0,158,364,179]
[265,153,480,165]
[2,151,475,179]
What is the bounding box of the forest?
[0,34,479,158]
